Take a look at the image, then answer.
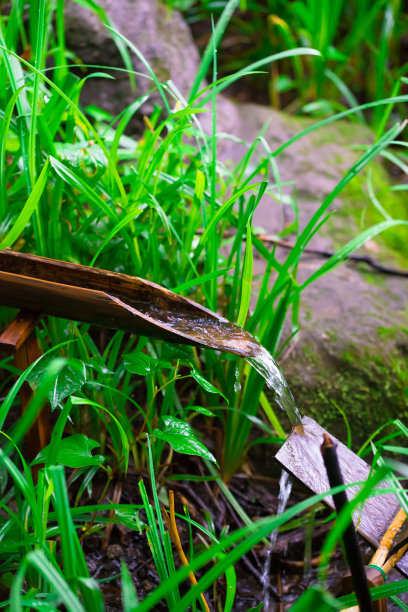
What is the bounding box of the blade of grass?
[0,157,49,249]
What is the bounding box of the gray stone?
[64,0,201,118]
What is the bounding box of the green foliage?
[174,0,408,130]
[153,415,218,465]
[32,434,104,468]
[0,0,407,609]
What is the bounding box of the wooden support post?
[342,566,387,612]
[0,311,50,461]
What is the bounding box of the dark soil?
[74,446,406,612]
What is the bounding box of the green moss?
[330,162,408,267]
[287,340,408,448]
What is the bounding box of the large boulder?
[64,0,408,441]
[64,0,202,118]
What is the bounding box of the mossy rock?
[286,334,408,446]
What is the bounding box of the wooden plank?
[0,311,40,355]
[275,416,408,575]
[14,331,50,463]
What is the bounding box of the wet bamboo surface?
[276,416,408,575]
[0,250,260,358]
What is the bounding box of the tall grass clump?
[172,0,408,130]
[0,0,408,609]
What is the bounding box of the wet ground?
[77,449,408,611]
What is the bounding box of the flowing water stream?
[247,346,302,428]
[152,310,302,427]
[261,470,293,612]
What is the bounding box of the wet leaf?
[123,352,172,375]
[32,434,104,468]
[153,416,218,465]
[191,369,228,403]
[188,405,216,417]
[115,509,146,533]
[123,352,152,375]
[27,357,87,409]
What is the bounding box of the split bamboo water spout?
[0,250,260,358]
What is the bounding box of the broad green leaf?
[32,434,104,468]
[158,344,193,362]
[55,141,107,183]
[123,352,152,375]
[28,357,87,409]
[123,352,172,375]
[153,416,218,465]
[191,369,228,403]
[194,169,205,201]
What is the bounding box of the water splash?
[261,470,293,612]
[247,346,302,428]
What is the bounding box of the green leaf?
[27,357,87,409]
[153,416,218,465]
[55,141,107,182]
[191,369,228,403]
[289,585,342,611]
[123,352,172,375]
[0,157,50,249]
[236,218,253,328]
[194,169,205,201]
[121,561,139,611]
[116,508,146,532]
[123,352,152,375]
[28,357,87,409]
[32,434,104,468]
[158,344,193,362]
[188,406,216,417]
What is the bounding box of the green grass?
[171,0,408,130]
[0,0,408,609]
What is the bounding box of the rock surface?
[64,0,201,118]
[64,0,408,440]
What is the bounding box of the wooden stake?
[0,311,50,462]
[321,434,374,612]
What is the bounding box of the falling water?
[247,346,302,428]
[261,470,293,612]
[145,308,302,427]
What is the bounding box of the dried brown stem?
[162,490,210,612]
[370,507,407,568]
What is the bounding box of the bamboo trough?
[0,249,260,358]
